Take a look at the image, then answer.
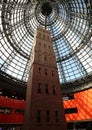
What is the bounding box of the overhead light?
[0,92,2,94]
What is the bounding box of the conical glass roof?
[0,0,92,87]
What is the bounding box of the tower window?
[45,84,49,94]
[38,67,41,74]
[39,42,41,45]
[38,83,41,93]
[45,69,48,75]
[52,70,54,76]
[37,110,41,123]
[55,111,59,123]
[39,32,41,37]
[46,110,50,123]
[53,85,56,95]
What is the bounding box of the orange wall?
[63,88,92,122]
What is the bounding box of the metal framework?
[0,0,92,93]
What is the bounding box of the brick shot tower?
[24,27,67,130]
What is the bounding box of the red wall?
[0,96,25,123]
[64,88,92,122]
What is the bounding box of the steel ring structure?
[0,0,92,93]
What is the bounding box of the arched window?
[53,85,56,95]
[37,110,41,123]
[45,84,49,94]
[38,83,41,93]
[46,110,50,123]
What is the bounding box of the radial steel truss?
[0,0,92,92]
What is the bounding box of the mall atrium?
[0,0,92,130]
